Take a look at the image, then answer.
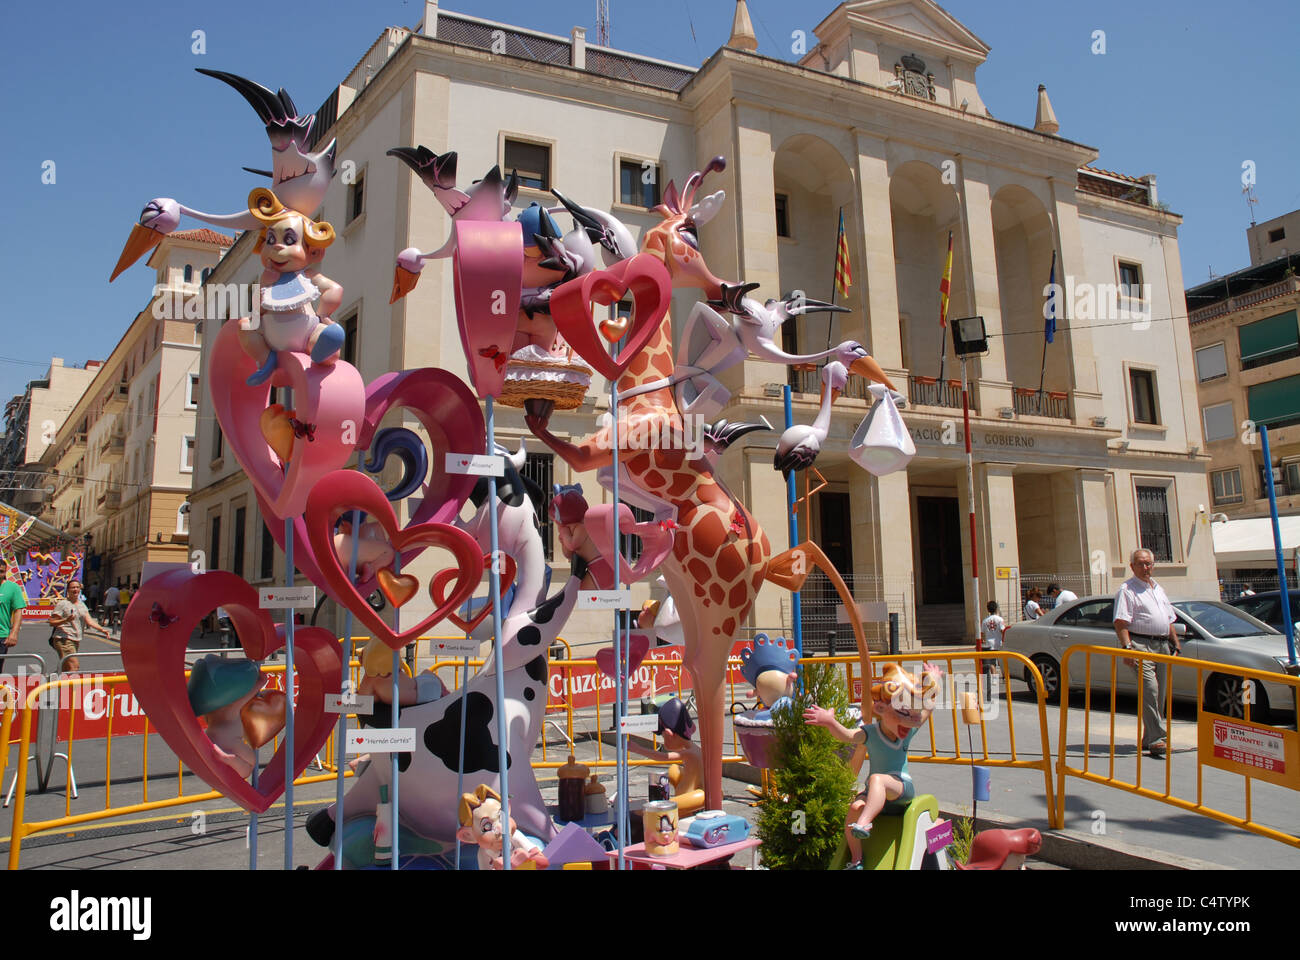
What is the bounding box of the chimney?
[729,1,758,52]
[1034,84,1059,135]
[571,26,587,69]
[422,0,439,37]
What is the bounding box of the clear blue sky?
[2,0,1295,403]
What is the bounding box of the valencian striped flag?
[939,231,954,328]
[834,209,852,299]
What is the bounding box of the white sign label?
[258,586,317,609]
[445,453,505,477]
[619,714,661,735]
[346,729,417,754]
[578,588,633,610]
[430,636,480,656]
[325,694,374,715]
[837,601,889,624]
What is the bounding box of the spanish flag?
[939,231,953,328]
[834,209,852,299]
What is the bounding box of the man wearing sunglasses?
[48,580,111,672]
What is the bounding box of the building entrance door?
[916,495,966,644]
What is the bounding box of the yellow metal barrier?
[801,651,1058,824]
[1054,644,1300,849]
[0,683,14,783]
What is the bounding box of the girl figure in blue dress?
[804,661,942,869]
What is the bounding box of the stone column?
[852,132,903,373]
[1075,468,1113,594]
[957,159,1009,411]
[1049,178,1102,423]
[978,462,1021,620]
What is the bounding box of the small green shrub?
[755,663,856,870]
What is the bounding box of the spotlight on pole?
[951,315,988,358]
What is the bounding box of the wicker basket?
[496,348,593,411]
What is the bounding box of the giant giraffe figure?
[528,158,882,809]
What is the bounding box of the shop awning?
[1212,515,1300,566]
[1247,374,1300,427]
[1239,310,1299,365]
[0,501,63,556]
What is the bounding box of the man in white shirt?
[103,582,122,629]
[1113,549,1181,758]
[1048,583,1078,609]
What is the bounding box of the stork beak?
[798,298,852,315]
[848,355,900,392]
[390,265,421,303]
[110,223,165,281]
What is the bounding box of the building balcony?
[100,431,125,463]
[1189,277,1300,326]
[907,375,963,410]
[55,433,87,472]
[104,488,122,511]
[103,382,129,415]
[1011,388,1071,420]
[787,364,875,402]
[52,473,84,507]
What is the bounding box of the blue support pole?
[1260,427,1297,665]
[283,516,296,870]
[610,379,626,870]
[249,758,258,869]
[389,552,403,869]
[454,648,470,869]
[334,508,361,870]
[783,385,803,659]
[486,397,510,868]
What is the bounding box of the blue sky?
[1,0,1295,404]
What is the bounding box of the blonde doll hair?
[458,783,502,827]
[248,187,335,253]
[869,662,937,707]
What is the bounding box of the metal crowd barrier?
[1054,644,1300,849]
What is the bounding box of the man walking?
[1047,583,1077,609]
[48,580,111,672]
[0,566,27,674]
[1113,548,1181,758]
[103,580,121,630]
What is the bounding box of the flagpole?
[1037,250,1058,414]
[826,207,844,351]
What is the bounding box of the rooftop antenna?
[596,0,611,46]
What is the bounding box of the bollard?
[888,613,899,655]
[826,630,837,658]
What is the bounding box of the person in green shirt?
[0,567,29,674]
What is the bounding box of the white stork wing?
[674,302,747,419]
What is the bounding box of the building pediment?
[818,0,990,64]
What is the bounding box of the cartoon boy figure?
[455,784,549,871]
[739,634,799,720]
[804,662,942,869]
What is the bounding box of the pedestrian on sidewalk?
[1047,583,1077,610]
[0,566,28,675]
[1023,587,1045,621]
[980,601,1007,683]
[48,580,111,673]
[103,581,121,630]
[1112,548,1181,758]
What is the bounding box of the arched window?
[183,264,193,283]
[200,268,211,284]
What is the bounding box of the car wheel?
[1027,654,1061,704]
[1204,673,1271,724]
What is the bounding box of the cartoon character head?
[656,697,696,746]
[550,483,591,558]
[456,783,512,854]
[648,809,678,849]
[869,662,939,733]
[249,188,335,271]
[642,156,728,296]
[740,634,798,709]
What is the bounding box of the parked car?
[1226,590,1300,638]
[1002,595,1297,722]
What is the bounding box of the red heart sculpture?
[256,367,486,602]
[210,320,366,519]
[120,569,342,814]
[550,254,672,382]
[595,634,651,681]
[432,553,519,633]
[452,220,524,399]
[306,470,484,650]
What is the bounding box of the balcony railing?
[907,376,963,410]
[1189,277,1300,325]
[100,432,125,463]
[787,365,874,401]
[1013,389,1070,419]
[104,489,122,510]
[104,383,128,414]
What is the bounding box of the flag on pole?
[939,231,953,328]
[1044,250,1058,344]
[834,210,852,299]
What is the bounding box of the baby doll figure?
[804,661,942,870]
[626,697,705,817]
[456,784,549,871]
[188,655,279,779]
[239,188,346,386]
[332,516,397,585]
[739,634,799,721]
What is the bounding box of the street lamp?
[951,316,987,677]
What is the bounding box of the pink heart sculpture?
[584,504,675,586]
[452,220,523,399]
[210,320,366,519]
[306,470,485,650]
[257,367,486,600]
[595,634,651,681]
[120,569,342,814]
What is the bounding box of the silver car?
[1003,596,1298,722]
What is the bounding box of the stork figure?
[774,361,848,476]
[111,70,338,280]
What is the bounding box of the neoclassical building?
[189,0,1216,649]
